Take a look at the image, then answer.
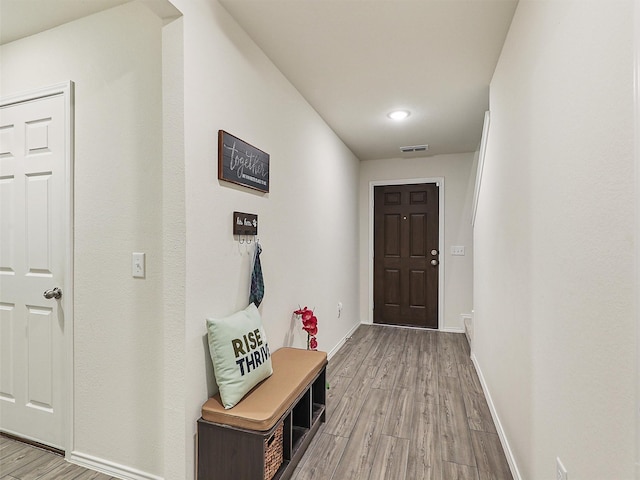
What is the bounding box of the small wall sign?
[233,212,258,236]
[218,130,270,193]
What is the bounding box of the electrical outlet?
[556,457,568,480]
[337,302,343,318]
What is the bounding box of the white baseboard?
[69,451,163,480]
[470,353,523,480]
[356,322,464,336]
[441,326,465,334]
[327,321,361,360]
[360,320,464,334]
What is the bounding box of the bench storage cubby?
[197,348,327,480]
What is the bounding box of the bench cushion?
[201,347,327,431]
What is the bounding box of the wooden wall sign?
[218,130,270,193]
[233,212,258,236]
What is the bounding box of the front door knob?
[430,259,439,266]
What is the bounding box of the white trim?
[441,327,465,334]
[359,321,464,335]
[360,322,427,332]
[327,321,361,360]
[0,82,75,456]
[64,82,75,459]
[69,451,163,480]
[635,0,640,476]
[368,178,445,329]
[0,82,71,106]
[471,111,490,226]
[471,353,523,480]
[461,312,473,353]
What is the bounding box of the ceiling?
[0,0,130,45]
[0,0,518,161]
[218,0,518,160]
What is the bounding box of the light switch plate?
[132,252,145,278]
[451,246,465,256]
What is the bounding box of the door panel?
[409,214,426,256]
[0,93,66,449]
[409,269,426,307]
[384,214,401,256]
[0,304,15,401]
[384,269,401,306]
[27,306,54,411]
[374,183,439,328]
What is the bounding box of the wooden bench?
[197,347,327,480]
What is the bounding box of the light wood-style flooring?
[291,324,513,480]
[0,437,116,480]
[2,324,512,480]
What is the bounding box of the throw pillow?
[206,303,273,409]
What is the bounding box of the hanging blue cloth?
[249,243,264,307]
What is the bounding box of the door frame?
[368,177,445,329]
[634,0,640,475]
[1,82,75,455]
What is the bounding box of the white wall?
[1,2,166,477]
[474,1,635,479]
[169,0,361,478]
[2,1,362,478]
[161,14,186,480]
[359,153,475,331]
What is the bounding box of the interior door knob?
[430,259,439,266]
[43,287,62,300]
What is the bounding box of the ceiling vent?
[400,144,429,153]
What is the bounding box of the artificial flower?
[303,323,318,336]
[294,306,319,350]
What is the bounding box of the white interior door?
[0,90,69,450]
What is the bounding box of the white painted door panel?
[0,93,66,449]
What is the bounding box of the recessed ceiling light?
[387,110,410,120]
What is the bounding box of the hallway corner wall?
[473,1,636,478]
[1,2,166,477]
[358,153,475,331]
[170,0,361,477]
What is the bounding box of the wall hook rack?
[233,211,258,244]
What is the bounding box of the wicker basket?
[264,423,284,480]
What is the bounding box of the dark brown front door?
[373,183,439,328]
